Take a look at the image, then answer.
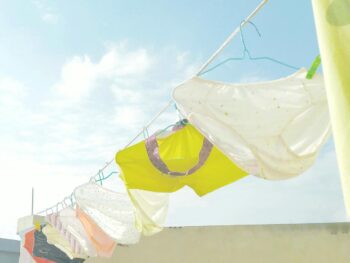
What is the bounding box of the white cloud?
[32,0,59,24]
[41,12,58,24]
[0,77,26,109]
[55,45,153,101]
[55,56,97,99]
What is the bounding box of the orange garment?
[76,206,117,258]
[23,230,54,263]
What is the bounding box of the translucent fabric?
[74,183,140,245]
[76,206,116,258]
[125,186,169,236]
[312,0,350,215]
[173,69,331,180]
[46,208,97,257]
[116,124,248,196]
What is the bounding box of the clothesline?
[36,0,269,216]
[37,100,174,215]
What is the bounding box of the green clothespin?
[306,55,321,79]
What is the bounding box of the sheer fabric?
[76,206,116,258]
[125,186,169,236]
[173,69,331,179]
[74,183,140,245]
[46,208,97,257]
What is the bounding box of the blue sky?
[0,0,347,240]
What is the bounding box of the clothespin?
[34,221,41,231]
[306,55,321,79]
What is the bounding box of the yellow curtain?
[312,0,350,215]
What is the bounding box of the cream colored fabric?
[127,188,169,236]
[74,183,140,244]
[17,215,45,235]
[173,69,331,180]
[46,207,97,257]
[312,0,350,215]
[43,224,86,259]
[19,246,35,263]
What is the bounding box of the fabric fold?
[173,69,331,180]
[75,183,140,245]
[76,206,117,258]
[46,207,97,257]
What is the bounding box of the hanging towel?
[173,69,331,180]
[75,183,140,245]
[311,0,350,215]
[46,208,97,257]
[116,123,248,196]
[124,185,169,236]
[76,206,116,258]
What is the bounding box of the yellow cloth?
[125,187,169,236]
[43,224,87,259]
[116,124,248,196]
[312,0,350,215]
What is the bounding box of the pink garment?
[76,206,117,258]
[46,213,83,255]
[46,207,97,257]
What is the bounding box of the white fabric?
[17,215,45,235]
[46,207,97,257]
[74,183,141,244]
[19,246,34,263]
[127,189,169,236]
[173,68,331,180]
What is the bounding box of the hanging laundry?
[23,229,85,263]
[312,0,350,216]
[173,69,331,180]
[19,245,36,263]
[124,185,169,236]
[74,183,140,245]
[18,215,47,263]
[76,206,117,258]
[116,123,248,196]
[46,208,97,257]
[34,229,85,263]
[17,215,45,237]
[42,225,86,260]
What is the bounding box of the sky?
[0,0,348,240]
